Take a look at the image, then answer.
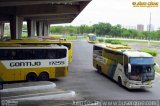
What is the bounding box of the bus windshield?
[129,65,155,81]
[129,57,154,65]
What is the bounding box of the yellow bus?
[93,43,156,89]
[0,39,73,63]
[0,44,68,83]
[88,34,97,44]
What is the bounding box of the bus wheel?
[38,72,49,81]
[118,77,122,86]
[26,72,37,81]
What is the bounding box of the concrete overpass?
[0,0,91,39]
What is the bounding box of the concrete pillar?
[0,23,4,38]
[43,23,49,36]
[10,16,23,39]
[36,21,43,36]
[48,24,50,35]
[27,20,36,37]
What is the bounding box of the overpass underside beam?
[0,0,92,39]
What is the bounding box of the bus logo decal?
[10,61,41,67]
[1,59,67,69]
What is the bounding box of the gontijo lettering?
[10,61,41,67]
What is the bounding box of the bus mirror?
[155,63,159,67]
[154,63,159,72]
[128,63,131,73]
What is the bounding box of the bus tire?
[38,72,49,81]
[118,77,122,86]
[26,72,37,81]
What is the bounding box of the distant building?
[147,24,154,32]
[137,24,144,32]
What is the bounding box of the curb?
[0,82,56,93]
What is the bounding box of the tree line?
[50,22,160,39]
[50,22,160,40]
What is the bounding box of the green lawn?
[66,36,77,41]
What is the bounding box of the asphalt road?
[56,40,160,100]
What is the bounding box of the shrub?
[141,49,158,57]
[122,44,128,46]
[66,36,77,40]
[104,39,122,44]
[105,39,112,43]
[98,39,104,42]
[110,40,122,44]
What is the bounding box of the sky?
[66,0,160,30]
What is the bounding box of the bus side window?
[93,46,102,56]
[57,49,66,59]
[22,49,33,60]
[124,64,129,76]
[34,49,47,59]
[11,50,16,60]
[6,49,16,60]
[0,49,7,60]
[48,49,66,59]
[0,49,4,60]
[48,49,56,59]
[2,49,9,60]
[15,49,23,60]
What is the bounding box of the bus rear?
[0,45,68,83]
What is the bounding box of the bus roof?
[94,43,153,58]
[123,50,153,58]
[0,43,21,47]
[0,44,68,49]
[95,43,131,51]
[0,39,72,44]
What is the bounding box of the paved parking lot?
[56,40,160,100]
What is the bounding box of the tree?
[110,24,122,36]
[22,24,27,30]
[93,22,112,35]
[121,29,130,37]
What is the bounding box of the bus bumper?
[128,84,152,89]
[126,81,153,89]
